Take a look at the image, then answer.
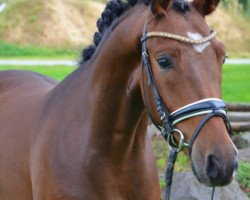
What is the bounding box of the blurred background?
[0,0,249,199]
[0,0,249,57]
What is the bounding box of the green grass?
[0,40,80,59]
[0,65,76,81]
[236,162,250,198]
[222,64,250,103]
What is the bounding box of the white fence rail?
[0,58,249,66]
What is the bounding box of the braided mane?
[79,0,190,65]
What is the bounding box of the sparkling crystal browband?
[145,30,216,44]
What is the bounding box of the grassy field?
[237,162,250,198]
[222,64,250,103]
[0,40,80,59]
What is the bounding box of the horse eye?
[157,55,174,69]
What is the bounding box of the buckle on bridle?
[167,129,189,152]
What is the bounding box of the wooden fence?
[227,103,250,132]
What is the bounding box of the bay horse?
[0,0,238,199]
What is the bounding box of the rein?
[140,25,232,200]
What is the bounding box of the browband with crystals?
[142,30,216,44]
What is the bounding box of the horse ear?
[192,0,220,16]
[150,0,172,15]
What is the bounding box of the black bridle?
[140,25,232,200]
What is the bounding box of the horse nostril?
[205,153,237,186]
[206,155,221,181]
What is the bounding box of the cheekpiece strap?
[141,23,174,136]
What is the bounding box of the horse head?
[139,0,238,187]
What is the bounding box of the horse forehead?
[187,32,211,53]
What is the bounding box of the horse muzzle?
[192,142,238,187]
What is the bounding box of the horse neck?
[88,29,148,163]
[51,12,149,165]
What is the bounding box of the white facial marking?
[187,32,210,53]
